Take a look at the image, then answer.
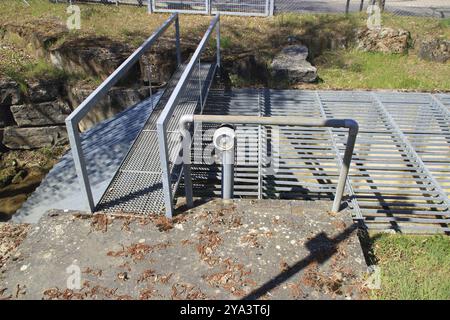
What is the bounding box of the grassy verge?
[369,234,450,300]
[312,49,450,91]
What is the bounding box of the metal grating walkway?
[188,89,450,234]
[96,62,215,214]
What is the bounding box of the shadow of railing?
[243,222,360,300]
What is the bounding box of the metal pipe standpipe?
[213,125,236,200]
[179,114,359,213]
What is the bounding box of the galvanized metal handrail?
[65,13,181,212]
[157,14,221,218]
[179,114,359,213]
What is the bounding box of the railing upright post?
[157,122,174,218]
[148,0,153,14]
[216,15,221,68]
[175,14,181,66]
[207,0,211,15]
[65,121,95,213]
[269,0,274,16]
[332,126,358,213]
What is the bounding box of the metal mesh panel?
[153,0,208,13]
[211,0,268,15]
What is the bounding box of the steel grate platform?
[188,89,450,234]
[96,62,215,214]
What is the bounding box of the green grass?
[0,0,449,91]
[315,49,450,91]
[370,234,450,300]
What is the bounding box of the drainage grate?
[190,89,450,233]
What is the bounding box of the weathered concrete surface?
[0,199,368,300]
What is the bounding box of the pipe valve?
[213,125,235,151]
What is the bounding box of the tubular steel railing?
[65,13,181,213]
[179,114,359,214]
[157,14,221,218]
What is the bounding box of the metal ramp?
[188,89,450,234]
[96,62,215,213]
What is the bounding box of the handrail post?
[65,120,95,213]
[175,14,181,66]
[216,15,221,68]
[157,122,175,218]
[269,0,274,16]
[148,0,153,13]
[332,123,358,213]
[207,0,211,15]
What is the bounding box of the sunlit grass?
[370,234,450,300]
[315,49,450,91]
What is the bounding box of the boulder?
[25,79,62,103]
[2,126,68,150]
[0,79,22,107]
[0,106,15,128]
[357,27,411,54]
[270,45,318,84]
[418,39,450,63]
[10,100,71,127]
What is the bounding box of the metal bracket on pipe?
[179,114,359,213]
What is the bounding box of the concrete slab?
[0,199,368,300]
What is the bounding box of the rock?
[0,106,15,128]
[49,36,136,80]
[230,54,268,84]
[0,166,18,188]
[0,79,22,107]
[418,39,450,63]
[67,85,149,131]
[11,169,27,184]
[2,126,68,150]
[270,45,317,84]
[25,79,62,103]
[10,100,71,127]
[356,27,411,54]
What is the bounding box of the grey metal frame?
[179,114,359,213]
[151,0,273,16]
[157,14,221,218]
[65,13,181,213]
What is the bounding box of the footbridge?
[15,14,450,234]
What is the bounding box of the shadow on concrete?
[243,222,361,299]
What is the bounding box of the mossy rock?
[0,166,18,188]
[11,169,27,184]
